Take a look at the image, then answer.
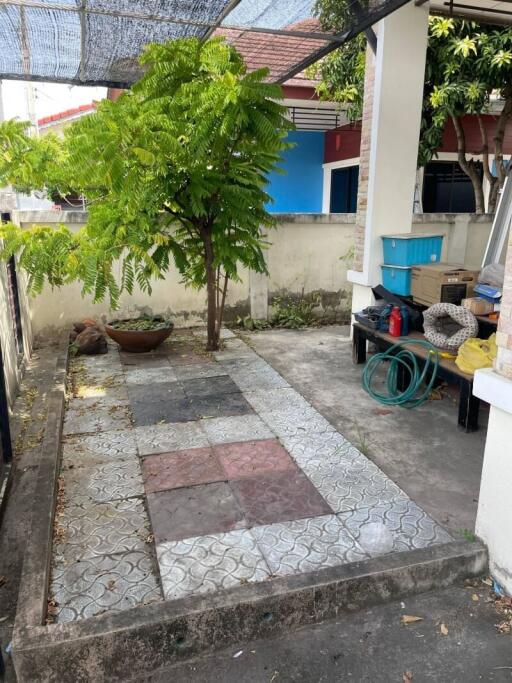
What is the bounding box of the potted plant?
[105,315,173,352]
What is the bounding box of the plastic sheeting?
[0,0,410,86]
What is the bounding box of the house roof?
[37,103,97,128]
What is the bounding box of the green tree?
[311,9,512,213]
[0,37,292,351]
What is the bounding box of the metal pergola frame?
[0,0,411,87]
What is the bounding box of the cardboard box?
[462,297,494,315]
[411,263,480,307]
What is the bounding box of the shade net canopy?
[0,0,410,87]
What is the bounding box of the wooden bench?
[352,322,481,432]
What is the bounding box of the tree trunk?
[202,225,219,352]
[452,115,485,213]
[491,90,512,213]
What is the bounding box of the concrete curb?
[13,538,486,682]
[12,344,67,641]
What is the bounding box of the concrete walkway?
[51,328,452,623]
[246,326,487,535]
[140,581,512,683]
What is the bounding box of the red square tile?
[214,439,297,479]
[142,447,224,494]
[230,471,332,526]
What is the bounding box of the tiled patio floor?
[51,329,452,622]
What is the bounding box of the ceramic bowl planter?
[105,316,174,353]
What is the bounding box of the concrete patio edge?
[13,537,487,682]
[12,343,68,633]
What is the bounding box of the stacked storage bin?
[381,234,443,296]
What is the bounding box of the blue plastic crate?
[381,234,443,266]
[381,264,412,296]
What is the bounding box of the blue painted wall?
[266,130,324,213]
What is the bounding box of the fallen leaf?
[496,620,511,634]
[403,671,413,682]
[375,408,392,416]
[0,576,6,587]
[401,615,423,625]
[106,580,116,591]
[440,623,449,635]
[471,594,479,602]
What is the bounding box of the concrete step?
[13,539,487,682]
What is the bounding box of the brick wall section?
[496,230,512,379]
[353,48,375,272]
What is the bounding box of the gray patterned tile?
[73,353,122,374]
[213,342,260,363]
[201,414,274,445]
[62,429,138,467]
[124,366,178,385]
[51,550,161,622]
[305,461,407,513]
[55,497,150,560]
[338,501,453,556]
[135,421,209,456]
[62,459,144,504]
[219,357,270,374]
[156,529,270,600]
[63,403,132,436]
[251,515,368,576]
[173,363,226,381]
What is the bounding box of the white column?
[249,270,269,320]
[349,1,430,311]
[474,370,512,595]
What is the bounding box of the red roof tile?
[38,102,97,127]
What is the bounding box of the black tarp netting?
[0,0,410,86]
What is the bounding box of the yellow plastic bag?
[455,333,497,375]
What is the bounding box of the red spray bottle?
[389,306,402,337]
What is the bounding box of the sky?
[0,80,106,124]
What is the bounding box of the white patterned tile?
[251,515,368,576]
[62,459,144,504]
[62,429,138,467]
[63,404,131,436]
[229,366,290,392]
[258,406,334,439]
[134,421,209,456]
[280,431,352,469]
[201,414,274,445]
[156,529,270,600]
[51,550,161,622]
[55,497,150,560]
[338,501,453,556]
[305,461,407,513]
[124,366,178,385]
[243,388,310,414]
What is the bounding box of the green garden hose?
[362,339,440,408]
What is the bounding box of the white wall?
[13,210,494,340]
[0,258,32,407]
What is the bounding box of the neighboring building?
[37,102,97,137]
